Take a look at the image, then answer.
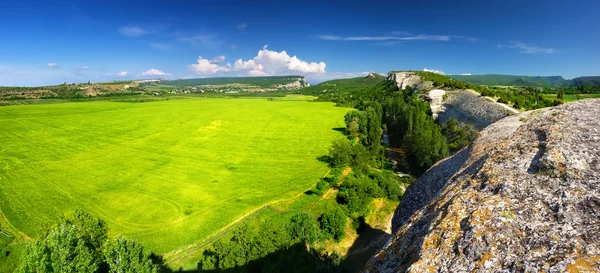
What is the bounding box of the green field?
[542,93,600,102]
[0,98,349,258]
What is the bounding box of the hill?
[158,75,309,90]
[572,76,600,87]
[448,74,568,87]
[299,72,386,96]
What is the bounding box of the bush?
[319,206,347,241]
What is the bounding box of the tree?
[319,206,347,241]
[287,212,319,244]
[329,138,351,168]
[103,236,158,273]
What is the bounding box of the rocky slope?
[427,89,515,131]
[365,100,600,272]
[389,72,515,130]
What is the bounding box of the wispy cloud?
[176,33,220,48]
[117,71,128,77]
[78,66,89,70]
[507,41,558,54]
[118,26,147,37]
[316,34,475,42]
[237,23,247,30]
[150,43,172,50]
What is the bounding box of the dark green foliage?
[441,119,477,153]
[328,138,352,168]
[287,212,319,244]
[337,170,404,219]
[319,206,347,241]
[344,110,367,140]
[448,74,568,87]
[104,236,158,273]
[18,210,161,273]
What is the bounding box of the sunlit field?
[0,97,349,254]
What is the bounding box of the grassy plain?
[542,93,600,102]
[0,97,350,257]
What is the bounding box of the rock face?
[388,72,432,91]
[430,90,514,131]
[274,77,310,89]
[366,100,600,273]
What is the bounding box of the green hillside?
[159,75,307,88]
[299,73,386,95]
[449,74,568,87]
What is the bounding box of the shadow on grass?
[332,127,347,135]
[194,218,392,273]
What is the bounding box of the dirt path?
[321,167,352,200]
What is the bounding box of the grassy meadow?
[542,93,600,102]
[0,97,350,258]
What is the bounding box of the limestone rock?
[387,72,432,91]
[366,100,600,273]
[436,90,514,130]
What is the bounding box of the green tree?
[287,212,319,244]
[104,236,158,273]
[329,138,351,168]
[319,206,347,241]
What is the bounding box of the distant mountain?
[448,74,568,87]
[572,76,600,88]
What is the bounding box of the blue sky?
[1,0,599,86]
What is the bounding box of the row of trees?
[19,210,161,273]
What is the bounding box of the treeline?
[18,210,164,273]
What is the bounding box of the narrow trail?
[321,167,352,200]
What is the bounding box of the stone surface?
[366,100,600,273]
[387,72,432,91]
[436,90,514,131]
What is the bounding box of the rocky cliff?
[274,77,310,89]
[388,72,433,91]
[388,72,515,130]
[365,100,600,272]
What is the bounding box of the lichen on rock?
[366,100,600,273]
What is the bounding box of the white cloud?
[79,66,89,70]
[237,23,247,30]
[460,73,472,76]
[189,46,326,76]
[47,63,59,68]
[423,68,445,75]
[507,41,557,54]
[118,26,147,37]
[142,69,169,76]
[117,71,128,77]
[211,56,226,64]
[189,56,231,74]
